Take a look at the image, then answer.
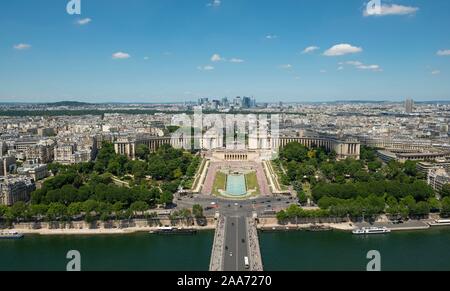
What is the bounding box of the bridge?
[209,215,263,271]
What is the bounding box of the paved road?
[174,194,297,217]
[223,216,249,271]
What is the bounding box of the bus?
[244,256,250,269]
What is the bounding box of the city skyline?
[1,0,449,103]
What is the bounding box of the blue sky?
[0,0,449,103]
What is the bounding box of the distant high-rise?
[405,98,414,113]
[198,98,209,106]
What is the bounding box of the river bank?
[3,216,444,236]
[1,218,216,236]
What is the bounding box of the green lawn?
[212,171,227,196]
[245,171,260,195]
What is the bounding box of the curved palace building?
[114,134,361,160]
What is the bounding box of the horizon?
[1,98,450,105]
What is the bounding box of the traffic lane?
[223,217,249,271]
[222,217,236,271]
[237,216,249,271]
[174,201,297,217]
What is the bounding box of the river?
[1,228,449,271]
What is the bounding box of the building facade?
[114,134,361,160]
[0,176,35,206]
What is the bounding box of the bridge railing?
[246,218,264,271]
[209,216,226,271]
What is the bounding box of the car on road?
[234,203,239,206]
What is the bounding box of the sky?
[0,0,449,103]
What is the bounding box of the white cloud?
[112,52,131,59]
[357,64,382,71]
[229,58,245,63]
[364,3,419,17]
[13,43,31,50]
[324,44,362,56]
[265,34,278,40]
[431,70,441,75]
[77,18,92,25]
[437,50,450,56]
[345,61,363,66]
[279,64,293,69]
[207,0,221,7]
[198,65,215,71]
[337,66,344,71]
[144,56,150,60]
[320,70,327,73]
[344,60,382,72]
[211,54,225,62]
[301,46,320,54]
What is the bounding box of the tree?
[130,160,147,179]
[0,205,8,218]
[403,160,418,177]
[9,202,29,221]
[276,210,288,222]
[412,201,430,217]
[99,212,110,222]
[30,204,49,219]
[428,197,441,212]
[82,200,99,214]
[441,197,450,217]
[368,161,382,172]
[297,191,308,205]
[400,195,416,211]
[130,201,149,216]
[280,142,308,162]
[67,202,83,217]
[354,170,370,182]
[136,144,150,160]
[159,191,174,206]
[192,204,204,218]
[47,203,67,221]
[440,184,450,198]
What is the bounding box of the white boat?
[352,227,391,235]
[0,231,24,239]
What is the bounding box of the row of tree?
[0,201,206,223]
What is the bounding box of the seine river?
[1,228,450,271]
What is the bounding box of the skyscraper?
[405,98,414,114]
